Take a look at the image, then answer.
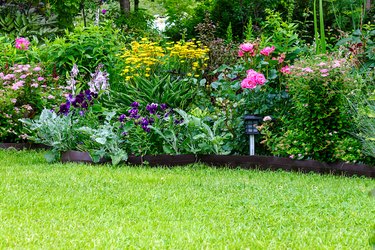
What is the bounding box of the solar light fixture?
[244,114,261,155]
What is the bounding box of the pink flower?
[11,98,17,104]
[241,77,257,89]
[320,69,329,73]
[278,53,286,63]
[23,104,33,111]
[20,74,27,79]
[15,37,30,50]
[241,69,267,89]
[37,77,45,81]
[260,46,275,56]
[280,65,291,75]
[33,66,41,72]
[238,50,244,57]
[240,43,254,52]
[321,73,329,77]
[47,95,55,99]
[3,74,15,80]
[11,81,24,90]
[302,67,313,73]
[31,83,39,88]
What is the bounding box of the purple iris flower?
[146,103,158,114]
[119,114,126,122]
[128,108,140,119]
[131,101,139,108]
[160,103,168,110]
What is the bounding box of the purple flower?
[79,110,85,116]
[119,114,126,122]
[128,108,140,119]
[101,9,107,14]
[81,101,88,109]
[131,101,139,108]
[160,103,168,110]
[146,103,158,114]
[174,119,183,125]
[59,103,70,115]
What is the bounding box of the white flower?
[263,116,272,122]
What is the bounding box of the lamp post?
[244,114,261,156]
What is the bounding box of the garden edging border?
[1,143,374,178]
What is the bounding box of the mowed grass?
[0,150,374,249]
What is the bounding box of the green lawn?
[0,149,374,249]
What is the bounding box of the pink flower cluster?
[241,69,267,89]
[238,43,276,57]
[15,37,30,50]
[260,46,275,56]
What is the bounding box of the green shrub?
[260,53,364,162]
[38,22,126,88]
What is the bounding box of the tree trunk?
[119,0,130,13]
[134,0,139,11]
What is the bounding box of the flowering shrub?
[0,63,64,142]
[236,39,292,116]
[259,54,364,162]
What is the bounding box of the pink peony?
[15,37,30,50]
[260,46,275,56]
[238,50,244,57]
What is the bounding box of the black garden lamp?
[244,114,262,155]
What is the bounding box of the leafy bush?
[38,22,126,87]
[0,2,61,40]
[260,54,364,162]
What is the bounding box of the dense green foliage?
[0,0,374,163]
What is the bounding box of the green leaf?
[95,138,107,144]
[44,151,60,163]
